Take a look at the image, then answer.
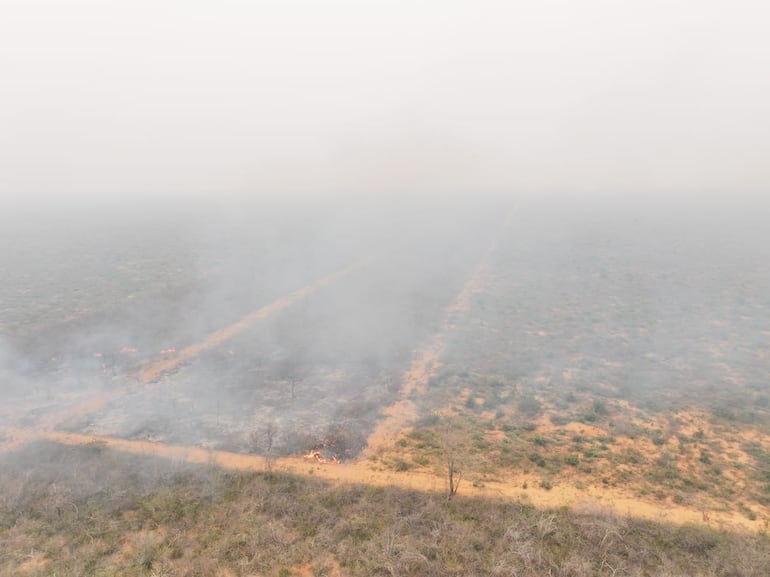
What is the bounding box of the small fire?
[160,347,176,355]
[93,352,103,358]
[303,450,339,464]
[120,347,138,354]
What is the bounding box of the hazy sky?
[1,0,768,202]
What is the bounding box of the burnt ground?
[1,201,502,459]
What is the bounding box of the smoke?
[0,196,504,452]
[1,2,769,476]
[1,1,769,203]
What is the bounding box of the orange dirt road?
[7,258,374,441]
[135,257,373,383]
[0,425,761,534]
[362,219,503,458]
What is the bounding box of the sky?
[1,0,769,203]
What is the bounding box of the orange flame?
[303,450,339,464]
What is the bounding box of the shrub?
[532,435,550,447]
[529,453,547,468]
[517,395,542,417]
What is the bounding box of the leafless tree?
[439,417,467,499]
[273,357,305,403]
[249,421,278,475]
[264,421,277,475]
[447,454,462,499]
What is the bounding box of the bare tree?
[447,454,462,499]
[439,416,467,499]
[264,421,277,475]
[273,356,305,403]
[249,421,278,475]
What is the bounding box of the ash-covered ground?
[0,198,501,458]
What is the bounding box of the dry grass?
[2,441,769,577]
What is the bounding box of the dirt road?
[0,424,760,533]
[134,257,373,383]
[7,257,374,438]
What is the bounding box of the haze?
[4,5,770,573]
[2,0,769,203]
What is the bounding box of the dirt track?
[0,424,760,533]
[361,263,488,457]
[8,257,374,438]
[134,257,373,383]
[361,212,506,457]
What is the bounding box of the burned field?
[0,201,500,461]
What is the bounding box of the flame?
[303,450,339,464]
[120,347,138,354]
[160,347,176,355]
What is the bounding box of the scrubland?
[2,199,770,575]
